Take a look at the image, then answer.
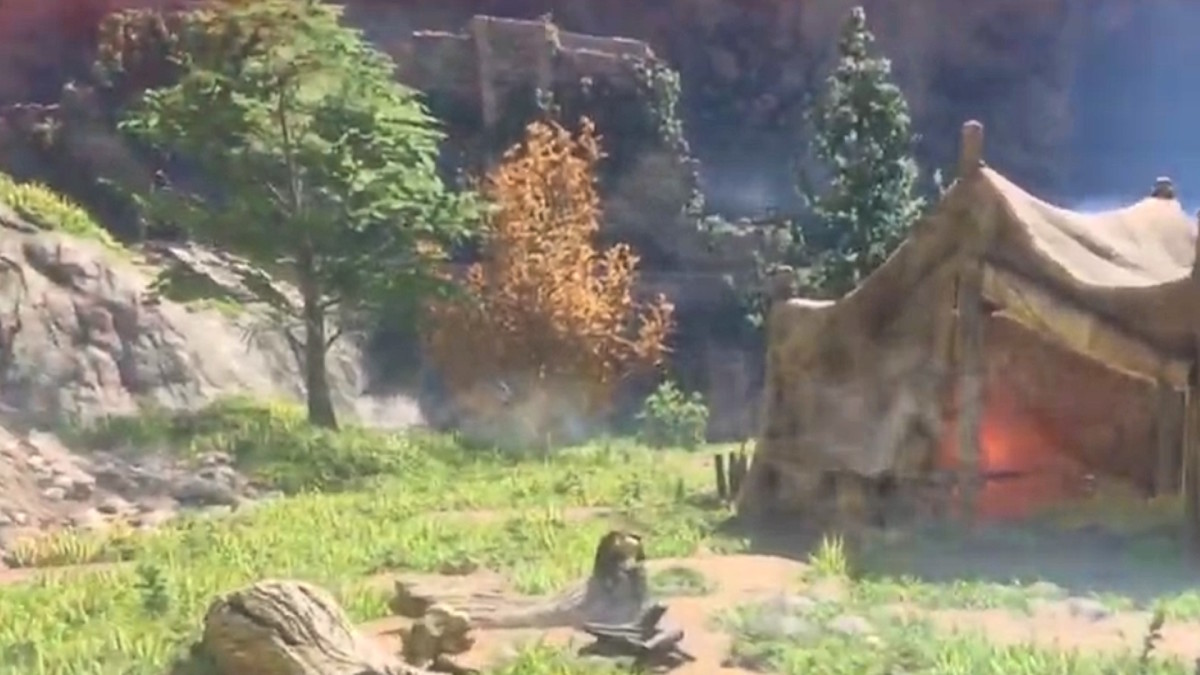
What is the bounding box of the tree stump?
[187,579,433,675]
[398,603,475,669]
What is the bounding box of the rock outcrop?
[347,0,1142,199]
[0,0,1147,207]
[0,206,361,428]
[0,426,270,563]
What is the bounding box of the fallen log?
[184,579,434,675]
[389,530,649,630]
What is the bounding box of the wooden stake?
[714,453,728,501]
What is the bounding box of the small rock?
[91,467,141,494]
[130,509,176,529]
[766,593,818,616]
[50,473,96,500]
[200,505,235,519]
[11,511,28,526]
[828,614,874,637]
[97,496,128,515]
[747,611,816,640]
[197,465,240,485]
[198,451,233,467]
[1065,597,1111,622]
[171,476,240,507]
[70,508,109,531]
[0,513,10,527]
[41,486,67,501]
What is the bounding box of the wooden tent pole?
[954,259,984,523]
[952,120,987,524]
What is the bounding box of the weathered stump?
[398,603,475,670]
[185,579,431,675]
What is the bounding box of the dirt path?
[365,553,808,675]
[927,606,1200,663]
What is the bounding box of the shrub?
[0,172,120,249]
[425,118,673,446]
[637,380,709,450]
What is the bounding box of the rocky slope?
[0,0,1147,204]
[0,199,413,550]
[0,206,363,428]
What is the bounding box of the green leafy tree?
[115,0,478,428]
[796,6,924,296]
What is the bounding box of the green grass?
[1,402,733,674]
[725,539,1188,674]
[10,400,1200,674]
[0,172,120,249]
[63,396,450,494]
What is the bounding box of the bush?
[68,396,443,493]
[0,172,121,249]
[637,380,709,450]
[426,118,673,445]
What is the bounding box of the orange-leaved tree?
[425,118,673,441]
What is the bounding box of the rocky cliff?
[364,0,1154,205]
[0,0,1150,205]
[0,205,365,428]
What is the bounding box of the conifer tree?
[798,6,925,295]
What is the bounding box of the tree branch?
[323,326,345,350]
[319,294,342,312]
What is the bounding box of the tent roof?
[773,162,1200,385]
[984,168,1196,289]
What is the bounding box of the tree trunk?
[299,251,338,429]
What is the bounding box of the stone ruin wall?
[393,16,653,134]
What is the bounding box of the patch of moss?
[148,264,246,317]
[0,172,122,249]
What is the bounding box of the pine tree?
[798,6,924,296]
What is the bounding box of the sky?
[698,3,1200,221]
[1069,2,1200,212]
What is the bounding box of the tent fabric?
[986,169,1196,289]
[982,168,1198,355]
[738,163,1200,522]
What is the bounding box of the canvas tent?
[737,121,1200,539]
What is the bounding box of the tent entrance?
[937,311,1171,521]
[937,386,1096,520]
